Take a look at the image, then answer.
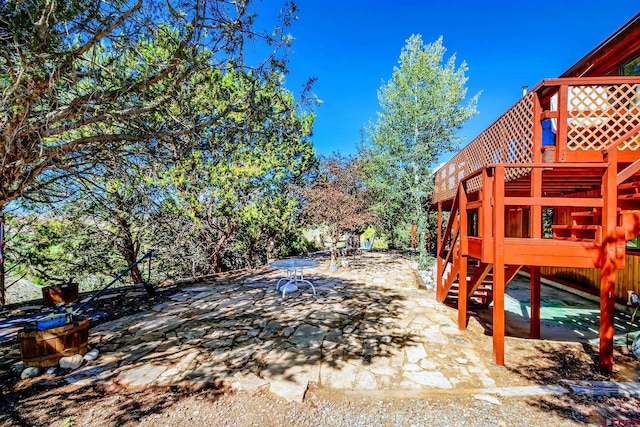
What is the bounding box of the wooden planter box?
[42,282,79,307]
[18,318,89,367]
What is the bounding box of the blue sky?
[273,1,638,160]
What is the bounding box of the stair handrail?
[438,187,460,259]
[604,123,640,157]
[466,263,491,300]
[602,122,640,187]
[437,180,465,301]
[442,239,460,298]
[442,223,460,270]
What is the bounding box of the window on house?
[628,235,640,250]
[621,55,640,76]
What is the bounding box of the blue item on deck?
[541,118,556,146]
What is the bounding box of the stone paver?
[3,251,588,402]
[78,252,500,400]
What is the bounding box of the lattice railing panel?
[567,84,640,151]
[434,93,534,202]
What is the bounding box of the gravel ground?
[1,382,637,427]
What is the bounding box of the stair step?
[552,224,602,242]
[571,210,599,217]
[619,193,640,201]
[448,286,492,295]
[571,210,601,226]
[618,181,640,191]
[552,225,601,230]
[444,294,491,306]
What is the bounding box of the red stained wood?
[530,267,541,339]
[493,167,506,366]
[459,184,468,330]
[432,15,640,374]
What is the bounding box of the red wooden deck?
[432,77,640,373]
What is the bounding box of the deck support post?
[530,93,543,341]
[529,266,541,339]
[599,260,616,373]
[437,202,443,301]
[492,166,506,366]
[599,149,618,373]
[458,184,468,330]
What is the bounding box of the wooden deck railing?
[432,77,640,204]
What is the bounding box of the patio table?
[269,259,319,298]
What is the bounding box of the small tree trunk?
[123,244,155,296]
[330,246,338,266]
[266,236,275,263]
[211,233,230,273]
[119,217,155,297]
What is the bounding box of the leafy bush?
[277,232,320,258]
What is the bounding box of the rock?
[169,293,189,302]
[282,326,295,337]
[231,372,270,392]
[354,370,378,390]
[59,354,84,370]
[84,348,99,361]
[65,364,117,386]
[21,366,41,379]
[268,373,308,403]
[405,344,427,363]
[46,366,56,374]
[420,359,439,370]
[116,364,167,387]
[11,362,24,373]
[455,357,469,365]
[402,363,422,372]
[320,362,358,390]
[289,324,326,348]
[479,374,496,388]
[261,320,283,338]
[402,371,453,388]
[474,394,501,405]
[343,324,356,334]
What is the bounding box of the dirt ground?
[2,281,640,426]
[2,375,640,426]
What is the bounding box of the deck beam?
[502,239,600,267]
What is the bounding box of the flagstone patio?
[46,251,505,402]
[3,251,638,404]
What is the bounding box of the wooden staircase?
[552,209,604,242]
[550,177,640,246]
[442,261,521,308]
[430,75,640,373]
[618,178,640,206]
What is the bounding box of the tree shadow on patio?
[0,251,424,424]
